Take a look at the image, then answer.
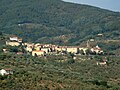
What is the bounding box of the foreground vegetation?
[0,52,120,90]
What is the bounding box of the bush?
[67,59,75,64]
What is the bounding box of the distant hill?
[0,0,120,45]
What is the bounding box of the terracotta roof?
[33,50,44,52]
[10,35,17,37]
[4,68,13,71]
[16,52,24,54]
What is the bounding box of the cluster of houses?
[3,36,104,57]
[96,58,108,65]
[6,35,22,46]
[24,43,89,56]
[91,45,103,54]
[0,35,107,76]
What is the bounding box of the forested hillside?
[0,0,120,45]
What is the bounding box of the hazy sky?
[63,0,120,12]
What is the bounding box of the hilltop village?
[4,35,104,57]
[0,35,120,90]
[0,35,109,76]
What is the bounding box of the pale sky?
[63,0,120,12]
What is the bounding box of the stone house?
[6,41,20,46]
[32,50,45,56]
[79,47,88,55]
[91,45,103,54]
[0,68,13,76]
[9,36,18,41]
[66,46,79,54]
[41,48,51,53]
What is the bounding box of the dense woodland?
[0,0,120,45]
